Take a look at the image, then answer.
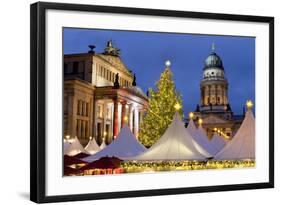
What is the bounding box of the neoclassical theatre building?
[192,44,243,140]
[64,40,148,146]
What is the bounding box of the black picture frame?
[30,2,274,203]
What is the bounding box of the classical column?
[113,98,119,137]
[223,86,226,104]
[200,87,204,105]
[204,86,208,105]
[134,107,139,138]
[121,101,127,128]
[208,85,212,104]
[89,98,93,138]
[128,104,133,131]
[93,100,98,140]
[225,86,228,104]
[139,110,144,126]
[221,85,224,105]
[215,85,217,105]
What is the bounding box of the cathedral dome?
[204,52,224,70]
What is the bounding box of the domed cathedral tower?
[200,43,232,117]
[193,43,242,141]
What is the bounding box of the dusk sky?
[64,28,255,115]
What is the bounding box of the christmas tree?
[139,60,183,147]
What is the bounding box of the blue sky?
[64,28,255,115]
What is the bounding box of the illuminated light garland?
[119,160,255,174]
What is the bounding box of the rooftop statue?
[103,39,121,56]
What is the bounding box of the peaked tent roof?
[64,141,71,155]
[84,125,147,162]
[209,133,227,155]
[195,125,219,156]
[65,137,87,156]
[214,110,255,160]
[186,119,197,135]
[187,120,212,158]
[85,138,101,155]
[130,112,206,161]
[100,139,107,150]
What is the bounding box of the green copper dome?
[203,43,224,70]
[204,52,224,70]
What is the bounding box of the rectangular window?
[98,105,103,118]
[109,71,112,81]
[73,61,79,74]
[77,100,80,115]
[99,66,101,76]
[64,97,68,114]
[85,121,88,139]
[64,63,68,74]
[105,124,110,143]
[102,66,105,77]
[97,122,102,144]
[86,102,89,116]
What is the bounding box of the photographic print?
[30,2,274,202]
[63,28,255,176]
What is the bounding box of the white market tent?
[84,125,147,162]
[64,137,86,156]
[63,140,71,155]
[130,112,206,161]
[99,138,107,150]
[209,133,227,155]
[214,110,255,160]
[186,119,212,158]
[84,137,101,155]
[196,125,219,156]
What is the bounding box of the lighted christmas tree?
[138,60,183,147]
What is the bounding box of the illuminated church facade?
[191,44,243,140]
[64,40,148,146]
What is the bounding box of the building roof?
[124,85,148,100]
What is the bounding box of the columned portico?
[133,107,139,138]
[94,86,148,143]
[128,104,133,131]
[121,101,127,128]
[113,98,119,138]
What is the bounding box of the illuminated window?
[98,105,103,118]
[77,100,80,115]
[106,107,111,119]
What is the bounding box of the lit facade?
[192,44,243,140]
[64,40,148,146]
